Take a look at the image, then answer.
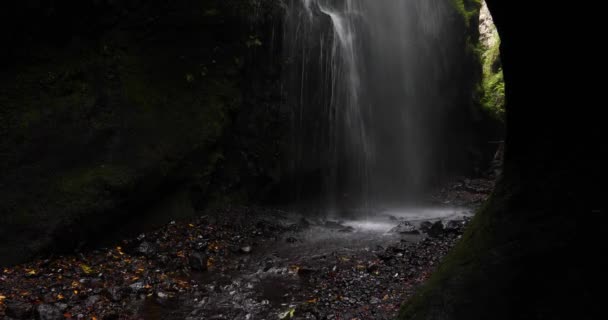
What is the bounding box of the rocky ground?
[0,177,493,320]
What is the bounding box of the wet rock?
[339,226,355,233]
[299,217,311,228]
[85,295,102,307]
[427,221,445,238]
[129,281,146,293]
[5,300,33,319]
[103,287,126,302]
[445,220,464,233]
[367,262,380,273]
[103,313,119,320]
[189,252,208,271]
[240,246,252,254]
[390,221,418,234]
[136,241,157,256]
[54,303,68,312]
[298,267,319,276]
[370,296,381,304]
[324,220,344,229]
[35,304,62,320]
[286,237,298,243]
[419,221,433,232]
[195,241,209,251]
[377,252,393,262]
[155,292,173,306]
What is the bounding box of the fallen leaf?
[278,308,296,319]
[80,264,93,274]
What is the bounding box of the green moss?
[451,0,482,27]
[480,33,505,122]
[398,190,507,319]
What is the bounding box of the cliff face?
[399,1,605,319]
[0,0,285,265]
[479,0,505,121]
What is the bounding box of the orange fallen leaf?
[57,293,65,300]
[63,312,72,318]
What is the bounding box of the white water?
[284,0,458,211]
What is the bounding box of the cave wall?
[399,1,605,319]
[0,0,285,266]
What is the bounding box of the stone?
[155,292,173,306]
[419,221,433,232]
[5,301,33,319]
[389,221,418,234]
[298,267,319,276]
[136,241,157,256]
[189,252,208,271]
[129,282,146,293]
[299,217,311,228]
[85,295,102,307]
[367,262,380,273]
[445,220,464,233]
[104,287,126,302]
[35,304,63,320]
[428,221,445,238]
[339,226,355,233]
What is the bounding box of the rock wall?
[398,0,605,318]
[0,0,285,265]
[479,0,505,121]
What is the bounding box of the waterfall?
[284,0,456,213]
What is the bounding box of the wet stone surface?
[0,178,491,319]
[0,209,474,320]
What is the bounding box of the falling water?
[284,0,459,213]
